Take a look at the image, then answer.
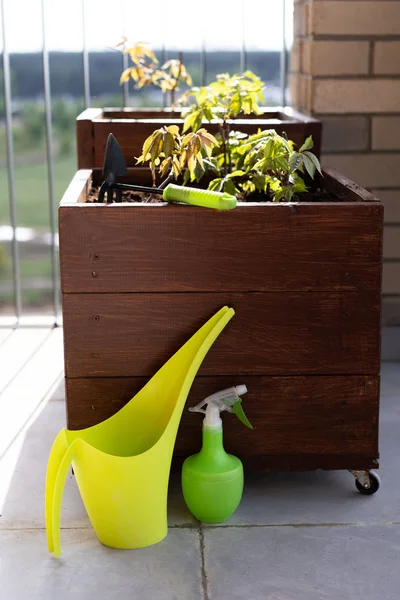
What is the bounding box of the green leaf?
[222,178,239,195]
[304,151,323,176]
[302,153,316,178]
[227,170,246,178]
[288,152,303,173]
[208,178,223,192]
[183,110,201,132]
[251,172,267,191]
[299,135,314,153]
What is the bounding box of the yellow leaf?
[172,157,181,179]
[163,131,174,157]
[142,132,157,158]
[167,125,180,136]
[120,68,132,84]
[196,152,204,170]
[188,155,196,176]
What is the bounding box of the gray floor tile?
[0,397,195,530]
[0,528,202,600]
[204,524,400,600]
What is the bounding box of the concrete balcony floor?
[0,327,399,600]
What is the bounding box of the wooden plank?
[65,375,379,460]
[59,169,92,206]
[59,201,383,293]
[76,108,102,169]
[62,292,381,378]
[0,329,64,458]
[323,168,380,203]
[172,455,378,472]
[0,329,49,394]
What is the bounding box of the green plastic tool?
[98,133,236,210]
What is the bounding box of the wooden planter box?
[59,168,383,472]
[76,107,322,169]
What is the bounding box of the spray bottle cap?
[189,385,253,430]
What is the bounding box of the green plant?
[176,71,264,176]
[208,131,322,202]
[136,125,217,187]
[118,40,192,105]
[137,125,322,203]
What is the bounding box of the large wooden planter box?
[59,168,383,471]
[76,107,322,169]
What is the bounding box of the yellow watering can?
[46,306,234,556]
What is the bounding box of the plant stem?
[219,121,229,178]
[159,168,175,189]
[169,52,183,109]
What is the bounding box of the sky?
[1,0,293,53]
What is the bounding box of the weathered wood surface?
[65,374,379,459]
[59,201,383,294]
[75,107,322,168]
[76,108,102,169]
[62,291,380,378]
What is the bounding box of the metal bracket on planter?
[349,469,371,489]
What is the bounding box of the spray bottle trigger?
[232,398,253,429]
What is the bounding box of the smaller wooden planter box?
[59,168,383,472]
[76,107,322,169]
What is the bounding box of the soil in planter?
[86,186,341,204]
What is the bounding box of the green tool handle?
[163,184,236,210]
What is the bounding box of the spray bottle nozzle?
[189,385,253,429]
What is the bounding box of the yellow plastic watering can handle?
[45,430,69,553]
[45,432,78,557]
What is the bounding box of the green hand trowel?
[98,133,236,210]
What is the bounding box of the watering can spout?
[45,306,234,556]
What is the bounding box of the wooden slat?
[76,108,102,169]
[59,201,383,293]
[59,169,92,206]
[323,168,380,203]
[65,375,379,459]
[62,292,381,378]
[0,329,64,458]
[0,329,49,394]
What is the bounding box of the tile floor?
[0,360,399,600]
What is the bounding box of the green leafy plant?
[137,123,322,203]
[117,40,192,105]
[208,131,322,202]
[136,125,217,187]
[175,71,264,176]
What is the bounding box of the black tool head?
[102,133,128,184]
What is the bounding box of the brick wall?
[291,0,400,328]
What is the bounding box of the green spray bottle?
[181,385,253,523]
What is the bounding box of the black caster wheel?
[355,471,380,495]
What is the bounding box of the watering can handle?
[45,434,78,557]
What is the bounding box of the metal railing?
[0,0,289,328]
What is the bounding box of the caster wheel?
[355,471,380,495]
